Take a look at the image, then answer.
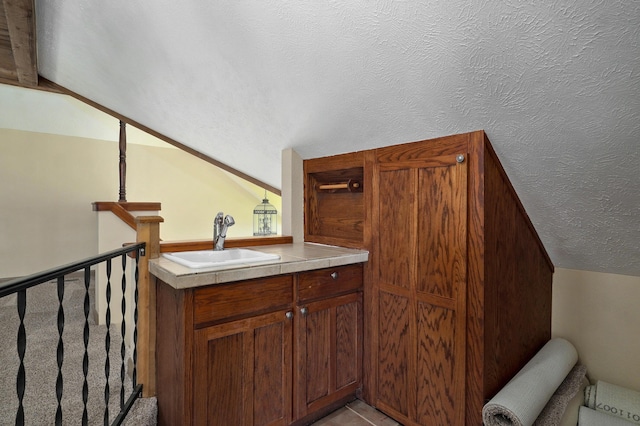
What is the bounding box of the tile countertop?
[149,242,369,290]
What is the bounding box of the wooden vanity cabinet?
[156,264,364,426]
[294,264,363,421]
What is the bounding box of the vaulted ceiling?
[4,1,640,276]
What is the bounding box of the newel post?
[135,215,163,397]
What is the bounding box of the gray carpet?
[0,275,156,425]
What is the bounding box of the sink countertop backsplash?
[149,242,369,290]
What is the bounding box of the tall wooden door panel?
[375,155,467,426]
[193,310,293,426]
[375,165,413,420]
[415,156,467,426]
[377,168,413,290]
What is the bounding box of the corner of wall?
[552,268,640,391]
[281,148,304,242]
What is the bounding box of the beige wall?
[0,128,281,278]
[552,268,640,391]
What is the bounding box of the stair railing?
[0,242,145,426]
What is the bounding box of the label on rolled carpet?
[584,381,640,424]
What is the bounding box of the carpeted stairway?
[0,275,157,425]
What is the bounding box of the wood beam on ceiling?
[1,0,37,87]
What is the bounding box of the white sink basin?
[163,248,280,269]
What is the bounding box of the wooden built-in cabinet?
[304,130,554,426]
[156,264,363,426]
[374,150,468,425]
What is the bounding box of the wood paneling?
[377,168,413,290]
[416,303,456,425]
[305,307,331,403]
[375,133,468,164]
[481,142,553,407]
[416,161,466,299]
[201,332,245,425]
[336,301,358,388]
[156,282,194,426]
[376,290,410,418]
[255,319,290,425]
[464,131,486,426]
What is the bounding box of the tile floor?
[311,400,400,426]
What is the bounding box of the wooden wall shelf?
[304,152,365,249]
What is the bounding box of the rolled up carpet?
[482,338,578,426]
[533,364,587,426]
[579,406,636,426]
[584,381,640,424]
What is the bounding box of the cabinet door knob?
[300,307,308,316]
[330,272,339,280]
[285,311,293,320]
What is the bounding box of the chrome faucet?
[213,212,235,251]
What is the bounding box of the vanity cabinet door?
[295,292,362,419]
[193,309,294,426]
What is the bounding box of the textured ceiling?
[34,1,639,276]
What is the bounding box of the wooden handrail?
[111,203,135,229]
[92,202,162,231]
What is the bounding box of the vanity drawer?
[297,264,363,303]
[194,274,293,327]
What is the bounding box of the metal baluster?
[104,259,112,426]
[16,289,26,426]
[120,253,127,409]
[55,277,65,426]
[132,250,140,388]
[82,268,91,426]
